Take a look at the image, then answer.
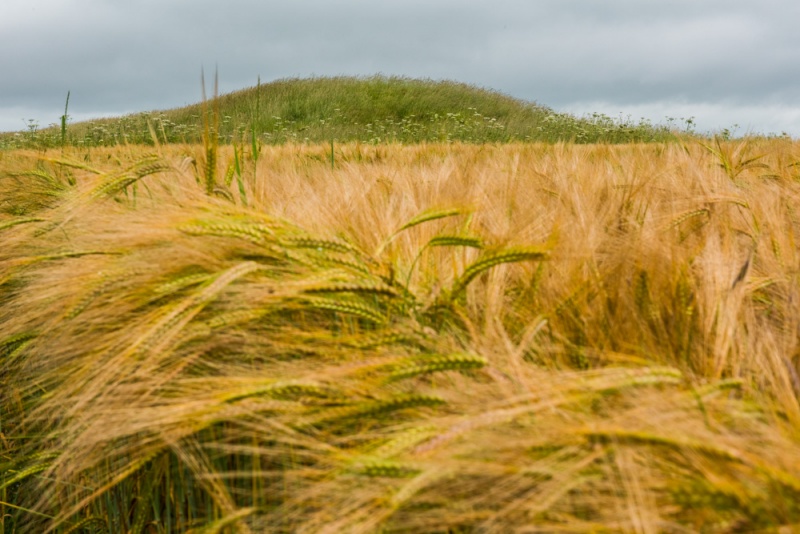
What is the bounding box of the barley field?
[2,138,800,532]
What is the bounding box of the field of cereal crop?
[2,78,800,532]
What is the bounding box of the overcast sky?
[2,0,799,135]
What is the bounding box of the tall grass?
[60,91,70,150]
[201,68,220,195]
[2,139,800,532]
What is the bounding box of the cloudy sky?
[2,0,798,135]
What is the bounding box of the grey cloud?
[2,0,799,134]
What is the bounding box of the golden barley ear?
[581,425,797,480]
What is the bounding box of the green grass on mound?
[1,76,690,149]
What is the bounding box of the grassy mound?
[1,76,685,149]
[2,140,800,531]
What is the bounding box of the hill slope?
[4,76,682,148]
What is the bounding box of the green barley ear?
[388,352,488,381]
[375,207,463,256]
[691,378,743,399]
[396,207,462,233]
[7,167,70,191]
[667,208,711,242]
[303,296,387,324]
[357,394,447,416]
[0,453,58,491]
[266,382,336,401]
[65,276,120,320]
[402,234,483,291]
[62,517,108,534]
[700,138,769,181]
[42,157,103,175]
[222,381,333,404]
[0,217,46,232]
[179,220,278,246]
[280,236,357,254]
[448,245,550,300]
[424,235,482,249]
[125,261,262,361]
[129,457,167,534]
[668,208,710,231]
[0,332,37,368]
[232,139,248,205]
[151,272,213,298]
[224,160,236,187]
[368,425,439,458]
[303,281,399,298]
[356,461,421,478]
[0,250,119,286]
[212,185,234,202]
[189,507,257,534]
[634,269,651,316]
[251,75,261,167]
[89,155,172,199]
[344,330,425,350]
[0,332,38,356]
[316,394,446,426]
[308,255,373,276]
